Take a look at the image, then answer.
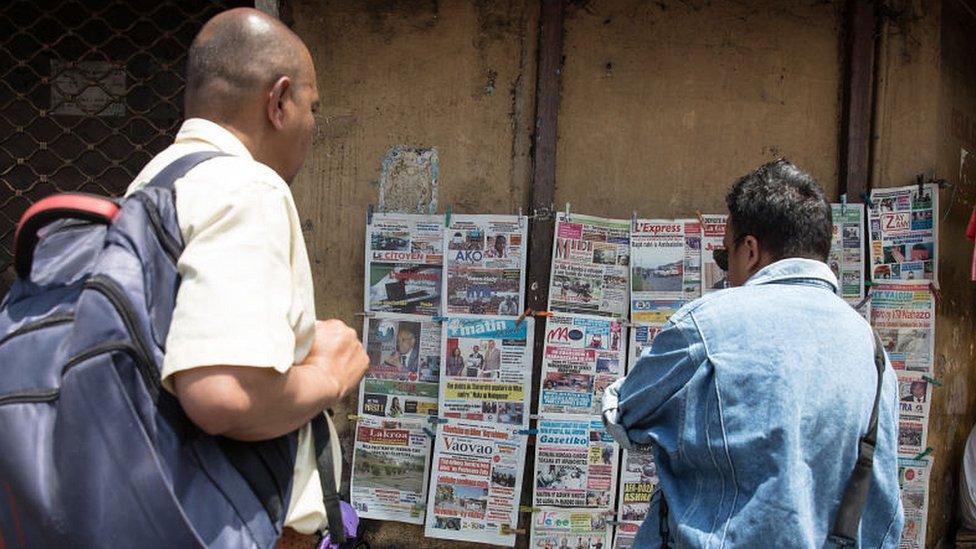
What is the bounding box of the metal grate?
[0,0,247,293]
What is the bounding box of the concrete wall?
[289,0,976,546]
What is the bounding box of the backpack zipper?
[0,314,74,348]
[134,193,181,265]
[83,275,161,399]
[0,388,59,406]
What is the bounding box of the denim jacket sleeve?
[602,312,705,449]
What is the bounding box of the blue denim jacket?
[604,258,903,548]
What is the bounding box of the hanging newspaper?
[440,317,533,427]
[424,421,527,546]
[830,203,866,304]
[539,314,626,417]
[898,415,928,458]
[365,213,443,316]
[530,508,614,549]
[534,417,619,509]
[443,214,527,317]
[898,374,932,422]
[700,214,728,294]
[628,323,665,372]
[899,457,932,548]
[350,416,432,524]
[870,282,935,375]
[614,449,659,549]
[360,313,440,419]
[630,218,702,323]
[868,184,938,283]
[549,212,631,318]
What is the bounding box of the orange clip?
[929,281,942,307]
[515,308,534,327]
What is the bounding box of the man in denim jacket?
[604,160,903,547]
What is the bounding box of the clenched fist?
[308,319,369,399]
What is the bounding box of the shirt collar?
[174,118,253,159]
[743,257,839,292]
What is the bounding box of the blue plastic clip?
[432,315,447,323]
[517,428,538,436]
[859,191,875,209]
[444,205,453,228]
[427,416,448,424]
[367,203,374,225]
[840,193,847,215]
[422,427,436,438]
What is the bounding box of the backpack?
[0,152,349,548]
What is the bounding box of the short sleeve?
[160,179,296,393]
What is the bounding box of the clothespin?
[860,192,875,209]
[346,414,361,422]
[422,427,436,438]
[534,310,554,318]
[864,280,873,288]
[410,503,425,516]
[840,193,848,215]
[519,506,541,513]
[515,308,533,327]
[528,413,541,420]
[929,280,942,307]
[500,524,526,536]
[427,416,448,424]
[631,210,638,232]
[564,202,572,222]
[366,203,375,225]
[853,293,872,311]
[432,315,447,323]
[922,375,943,387]
[355,311,376,318]
[518,207,524,228]
[913,447,934,460]
[517,428,538,436]
[916,174,925,197]
[444,205,453,228]
[695,209,706,228]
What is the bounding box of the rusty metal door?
[0,0,247,293]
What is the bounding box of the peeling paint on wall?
[378,146,439,214]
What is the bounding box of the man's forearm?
[173,357,343,442]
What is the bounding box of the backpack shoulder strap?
[828,328,887,547]
[142,150,229,193]
[312,413,347,544]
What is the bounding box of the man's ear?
[743,235,762,269]
[266,76,291,130]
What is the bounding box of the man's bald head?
[185,8,312,120]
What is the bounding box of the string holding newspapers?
[350,191,938,547]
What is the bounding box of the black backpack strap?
[143,150,229,192]
[828,329,887,547]
[312,413,347,544]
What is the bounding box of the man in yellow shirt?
[126,8,368,547]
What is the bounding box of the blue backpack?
[0,153,347,548]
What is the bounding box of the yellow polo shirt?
[126,117,339,534]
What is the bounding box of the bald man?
[125,8,368,547]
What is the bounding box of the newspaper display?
[548,212,631,318]
[700,214,728,294]
[440,317,534,427]
[529,508,614,549]
[443,214,527,317]
[533,417,619,509]
[899,458,932,548]
[350,416,432,524]
[424,421,527,546]
[614,449,659,548]
[830,203,866,303]
[627,323,665,373]
[870,282,935,375]
[360,313,441,419]
[365,213,443,316]
[630,219,702,323]
[539,314,627,417]
[868,184,938,283]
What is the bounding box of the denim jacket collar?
[743,257,838,293]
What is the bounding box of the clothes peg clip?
[354,311,376,318]
[631,210,638,231]
[534,310,554,318]
[518,207,524,228]
[367,203,375,225]
[916,174,925,197]
[695,210,706,228]
[427,416,448,424]
[913,447,934,460]
[517,428,538,436]
[519,506,541,513]
[346,414,361,422]
[515,308,533,327]
[444,205,453,228]
[565,202,571,222]
[840,194,848,215]
[422,427,436,438]
[929,280,942,306]
[922,375,943,387]
[432,315,447,323]
[500,524,526,536]
[859,192,875,209]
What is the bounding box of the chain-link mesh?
[0,0,247,293]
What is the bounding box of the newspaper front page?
[830,203,866,304]
[350,416,432,524]
[539,314,627,417]
[440,317,534,427]
[868,184,938,283]
[613,449,658,548]
[700,214,728,294]
[443,214,527,317]
[548,212,631,318]
[899,457,932,549]
[533,417,619,509]
[360,313,440,419]
[529,508,614,549]
[365,213,443,316]
[424,421,527,546]
[628,323,665,373]
[870,282,935,375]
[630,219,702,323]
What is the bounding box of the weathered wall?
[555,0,845,217]
[288,1,539,546]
